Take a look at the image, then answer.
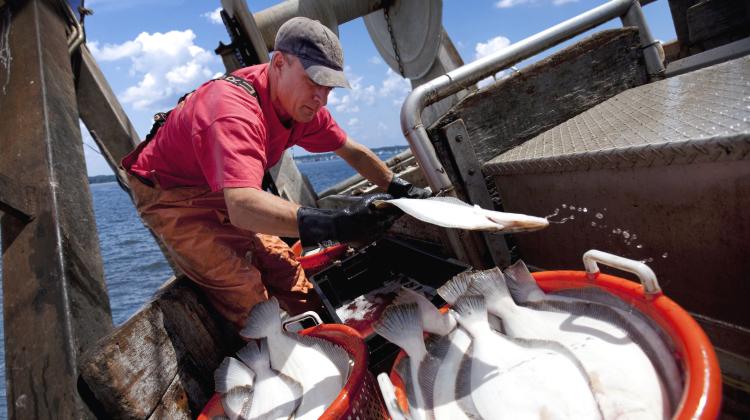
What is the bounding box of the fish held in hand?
[452,295,602,420]
[236,340,303,420]
[379,197,549,233]
[240,297,350,420]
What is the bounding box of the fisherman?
[121,17,429,328]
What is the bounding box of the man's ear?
[272,52,285,70]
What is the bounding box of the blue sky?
[81,0,676,175]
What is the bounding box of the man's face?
[276,53,334,123]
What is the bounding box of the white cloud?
[380,68,411,99]
[347,118,359,127]
[368,56,383,65]
[475,36,511,60]
[553,0,579,4]
[89,30,221,111]
[332,69,377,113]
[202,7,223,25]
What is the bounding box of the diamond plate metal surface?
[484,55,750,175]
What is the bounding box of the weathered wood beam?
[76,43,139,190]
[0,1,112,418]
[0,174,36,222]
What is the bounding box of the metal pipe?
[254,0,385,50]
[621,1,665,76]
[65,3,84,54]
[401,0,641,194]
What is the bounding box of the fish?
[373,303,431,420]
[377,373,410,420]
[240,297,350,420]
[214,356,255,394]
[235,340,303,420]
[418,326,477,420]
[378,197,549,233]
[220,386,253,420]
[451,295,602,420]
[468,268,668,419]
[504,260,683,411]
[393,287,456,335]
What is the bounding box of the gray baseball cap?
[274,17,351,89]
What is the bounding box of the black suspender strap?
[217,74,257,98]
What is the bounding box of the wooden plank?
[76,44,139,189]
[79,277,240,418]
[686,0,750,48]
[0,2,113,418]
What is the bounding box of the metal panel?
[0,2,112,418]
[443,119,510,267]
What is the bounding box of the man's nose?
[313,85,332,106]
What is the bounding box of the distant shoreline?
[87,145,409,184]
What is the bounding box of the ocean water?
[0,152,398,417]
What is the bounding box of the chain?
[383,0,405,77]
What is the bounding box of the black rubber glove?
[297,193,402,247]
[387,176,431,199]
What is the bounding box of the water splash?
[544,208,560,219]
[662,252,668,259]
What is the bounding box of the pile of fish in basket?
[213,297,352,420]
[375,260,683,420]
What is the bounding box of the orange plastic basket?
[198,323,389,420]
[388,252,722,420]
[292,240,348,274]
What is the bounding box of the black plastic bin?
[309,238,470,372]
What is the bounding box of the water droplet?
[570,206,577,211]
[647,257,654,263]
[562,204,567,208]
[570,214,575,220]
[591,222,597,227]
[545,208,560,219]
[636,244,643,249]
[623,231,630,239]
[662,252,668,258]
[595,213,604,219]
[583,208,588,213]
[603,207,608,211]
[613,228,622,234]
[631,234,637,240]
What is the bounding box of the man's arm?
[334,136,393,190]
[224,187,301,237]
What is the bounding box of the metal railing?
[401,0,665,196]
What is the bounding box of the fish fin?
[455,352,482,419]
[294,333,352,380]
[374,303,428,362]
[452,295,490,338]
[236,341,266,373]
[437,271,474,305]
[466,268,513,304]
[214,357,255,394]
[395,287,455,335]
[427,332,454,360]
[221,386,253,419]
[417,354,441,410]
[504,260,545,304]
[240,297,282,339]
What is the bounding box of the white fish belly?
[432,328,473,420]
[246,374,300,420]
[469,333,601,420]
[268,334,343,420]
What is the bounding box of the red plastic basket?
[292,240,348,274]
[198,323,389,420]
[389,263,722,419]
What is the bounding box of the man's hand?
[297,193,402,247]
[387,176,431,199]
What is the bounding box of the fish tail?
[452,295,491,338]
[374,303,428,361]
[395,287,455,335]
[236,340,267,372]
[240,297,282,339]
[504,260,545,303]
[467,268,515,306]
[214,357,256,393]
[437,271,474,305]
[221,385,253,420]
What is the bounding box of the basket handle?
[282,311,323,332]
[376,373,408,420]
[582,250,662,296]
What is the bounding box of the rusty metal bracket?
[443,119,511,267]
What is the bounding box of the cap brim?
[304,64,351,89]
